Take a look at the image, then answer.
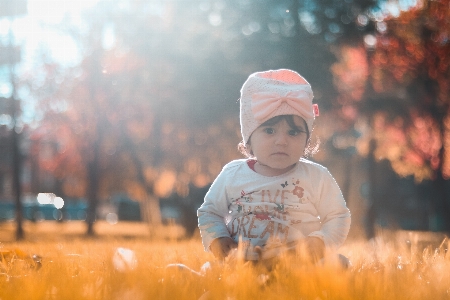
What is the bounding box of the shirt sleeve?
[197,165,233,252]
[307,168,351,249]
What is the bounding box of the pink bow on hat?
[251,90,315,122]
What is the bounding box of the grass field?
[0,221,449,300]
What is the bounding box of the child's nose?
[275,132,288,145]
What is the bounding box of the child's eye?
[288,130,300,136]
[288,129,306,136]
[264,128,275,134]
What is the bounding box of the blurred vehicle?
[114,196,141,221]
[0,187,209,236]
[61,200,88,221]
[0,194,88,222]
[0,201,15,221]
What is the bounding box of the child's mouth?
[272,152,288,156]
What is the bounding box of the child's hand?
[210,237,238,260]
[305,236,325,262]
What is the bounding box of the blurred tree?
[0,0,28,240]
[296,0,377,43]
[22,0,246,235]
[196,0,378,110]
[330,0,450,233]
[23,5,167,234]
[19,0,392,237]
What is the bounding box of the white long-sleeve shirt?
[197,158,351,260]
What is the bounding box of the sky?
[1,0,421,89]
[20,0,101,63]
[0,0,100,125]
[0,0,421,125]
[0,0,99,95]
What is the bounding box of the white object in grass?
[113,247,137,272]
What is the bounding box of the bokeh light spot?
[208,12,222,26]
[364,34,377,48]
[53,197,64,209]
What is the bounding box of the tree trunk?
[86,139,100,236]
[366,138,377,240]
[85,45,102,236]
[6,25,24,240]
[12,107,24,240]
[123,137,162,228]
[142,193,162,231]
[119,117,163,231]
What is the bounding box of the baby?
[197,69,351,264]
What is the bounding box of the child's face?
[248,115,308,176]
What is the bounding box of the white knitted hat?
[239,69,317,145]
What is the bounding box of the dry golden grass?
[0,222,449,300]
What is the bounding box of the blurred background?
[0,0,449,240]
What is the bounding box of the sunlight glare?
[37,192,64,209]
[37,193,54,205]
[27,0,100,23]
[53,196,64,209]
[11,0,100,67]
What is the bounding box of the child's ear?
[246,144,253,157]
